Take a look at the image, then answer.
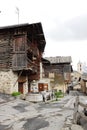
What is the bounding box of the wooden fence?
[73,96,87,124]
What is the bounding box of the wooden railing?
[73,96,87,123]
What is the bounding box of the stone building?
[0,22,46,94]
[71,71,81,81]
[42,56,73,92]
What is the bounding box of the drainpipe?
[40,62,43,80]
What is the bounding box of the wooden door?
[38,83,48,92]
[18,82,23,94]
[44,83,48,90]
[38,83,44,92]
[28,83,31,92]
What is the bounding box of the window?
[12,35,27,69]
[49,73,54,78]
[14,35,26,52]
[12,54,27,67]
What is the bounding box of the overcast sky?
[0,0,87,70]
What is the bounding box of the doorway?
[18,82,23,94]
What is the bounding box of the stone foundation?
[0,70,18,94]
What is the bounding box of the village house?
[0,22,46,94]
[71,71,81,91]
[71,71,81,81]
[80,73,87,94]
[42,56,73,92]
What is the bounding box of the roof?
[73,71,81,75]
[42,58,50,64]
[44,56,72,64]
[0,22,46,52]
[0,23,29,30]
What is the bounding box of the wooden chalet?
[0,22,46,94]
[42,56,73,92]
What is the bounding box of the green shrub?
[55,90,63,98]
[12,92,21,96]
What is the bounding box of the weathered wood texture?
[43,62,72,83]
[44,64,71,74]
[45,56,72,64]
[73,96,79,123]
[0,23,45,77]
[43,57,72,83]
[0,35,11,70]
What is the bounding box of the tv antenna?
[16,7,19,24]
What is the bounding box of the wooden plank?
[73,96,79,123]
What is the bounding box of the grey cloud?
[46,14,87,41]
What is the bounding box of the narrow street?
[0,91,86,130]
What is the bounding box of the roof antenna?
[16,7,19,24]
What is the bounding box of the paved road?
[0,92,86,130]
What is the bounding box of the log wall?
[0,34,12,70]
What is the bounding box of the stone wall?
[0,70,18,94]
[23,77,28,94]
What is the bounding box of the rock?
[71,124,83,130]
[79,117,87,130]
[20,94,26,100]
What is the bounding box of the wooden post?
[73,96,79,123]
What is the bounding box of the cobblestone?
[0,91,86,130]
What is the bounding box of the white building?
[77,61,83,74]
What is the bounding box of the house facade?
[0,23,46,94]
[71,71,81,81]
[42,56,73,92]
[80,73,87,94]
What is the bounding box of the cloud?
[46,14,87,41]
